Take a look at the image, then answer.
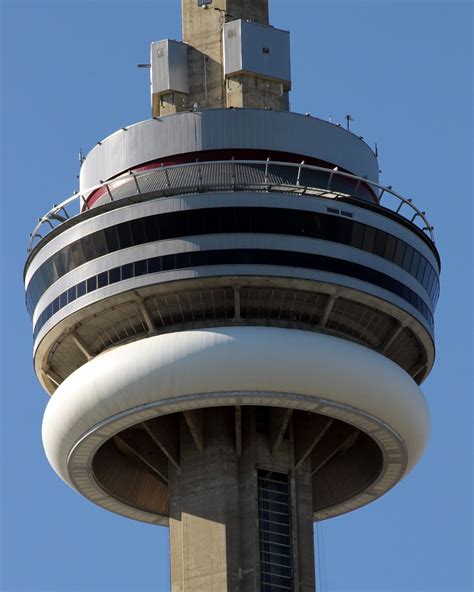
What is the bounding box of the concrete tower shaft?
[153,0,288,116]
[25,0,440,590]
[182,0,270,40]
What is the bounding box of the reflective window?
[109,267,121,284]
[87,276,97,292]
[97,272,108,289]
[402,245,414,272]
[122,263,133,280]
[411,250,421,278]
[77,281,86,297]
[362,226,376,253]
[33,248,435,340]
[393,240,406,266]
[27,207,440,315]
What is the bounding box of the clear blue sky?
[1,1,472,590]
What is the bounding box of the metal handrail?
[27,160,435,253]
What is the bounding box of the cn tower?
[24,0,440,590]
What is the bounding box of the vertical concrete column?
[169,407,316,591]
[181,0,270,110]
[238,408,260,592]
[169,408,241,592]
[182,0,227,109]
[293,459,316,592]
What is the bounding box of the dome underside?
[92,406,383,520]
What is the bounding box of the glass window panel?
[417,258,427,282]
[320,215,338,242]
[143,216,160,242]
[310,212,323,239]
[109,267,121,284]
[173,211,189,237]
[362,226,376,252]
[422,261,431,286]
[402,245,414,271]
[97,272,108,288]
[77,281,86,297]
[104,225,120,252]
[373,230,387,257]
[93,231,108,258]
[410,250,421,278]
[335,218,352,245]
[384,234,397,261]
[67,287,76,303]
[427,278,435,303]
[161,254,173,271]
[59,291,67,308]
[160,214,176,240]
[62,245,75,275]
[87,276,97,293]
[81,234,96,261]
[130,218,148,245]
[117,223,133,249]
[148,258,161,274]
[53,251,66,278]
[134,260,147,276]
[393,240,406,266]
[121,263,133,280]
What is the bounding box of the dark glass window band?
[32,248,434,340]
[26,207,440,316]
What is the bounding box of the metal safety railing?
[27,160,435,253]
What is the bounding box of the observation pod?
[25,1,440,590]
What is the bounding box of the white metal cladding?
[41,327,430,521]
[25,194,439,285]
[79,110,379,190]
[151,40,189,95]
[31,234,435,326]
[223,20,291,88]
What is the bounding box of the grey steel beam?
[311,423,358,476]
[143,416,180,473]
[68,329,94,361]
[183,409,205,452]
[294,412,334,470]
[115,431,169,484]
[235,406,242,457]
[269,407,293,457]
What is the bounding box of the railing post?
[264,157,270,190]
[326,167,337,191]
[296,160,305,187]
[59,206,70,219]
[396,197,411,214]
[197,161,203,192]
[131,172,142,194]
[105,184,114,202]
[231,157,236,190]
